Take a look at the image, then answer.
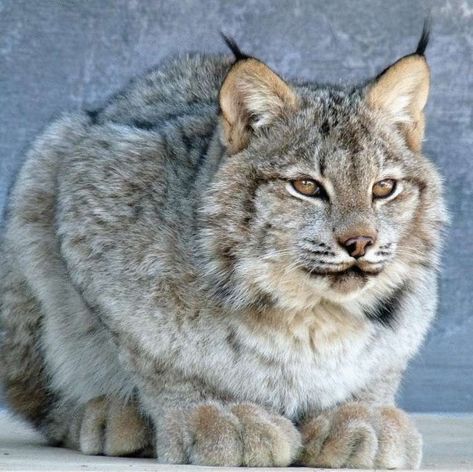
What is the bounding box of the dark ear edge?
[218,38,298,154]
[220,33,251,62]
[415,16,431,56]
[366,22,431,151]
[374,18,431,82]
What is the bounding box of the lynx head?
[199,25,446,312]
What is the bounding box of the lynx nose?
[340,235,375,258]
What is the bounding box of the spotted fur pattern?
[0,35,446,468]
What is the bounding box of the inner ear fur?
[366,54,430,152]
[219,58,298,154]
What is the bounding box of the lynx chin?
[1,23,446,468]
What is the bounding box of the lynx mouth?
[301,264,383,278]
[301,264,384,293]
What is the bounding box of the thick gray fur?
[0,39,446,468]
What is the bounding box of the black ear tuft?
[220,33,250,62]
[416,17,431,56]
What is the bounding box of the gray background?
[0,0,471,412]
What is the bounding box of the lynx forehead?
[1,23,446,468]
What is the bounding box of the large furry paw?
[66,396,153,457]
[299,402,422,469]
[157,402,301,466]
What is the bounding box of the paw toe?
[318,421,378,468]
[79,397,107,455]
[103,402,151,456]
[231,404,300,466]
[189,404,242,466]
[375,407,423,469]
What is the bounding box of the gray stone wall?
[0,0,471,412]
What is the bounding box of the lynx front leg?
[137,376,301,467]
[64,396,154,457]
[155,402,301,466]
[299,402,422,469]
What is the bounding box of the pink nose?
[340,235,375,258]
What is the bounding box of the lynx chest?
[168,303,380,419]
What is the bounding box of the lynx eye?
[372,179,397,199]
[292,179,324,197]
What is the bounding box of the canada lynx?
[0,25,446,468]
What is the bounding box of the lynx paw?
[299,402,422,469]
[67,396,153,457]
[157,402,301,466]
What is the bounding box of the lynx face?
[200,39,445,311]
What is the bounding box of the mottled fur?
[0,28,446,468]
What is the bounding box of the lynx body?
[0,30,446,468]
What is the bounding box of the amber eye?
[292,179,324,197]
[372,179,397,199]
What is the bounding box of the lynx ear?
[366,25,431,152]
[219,39,298,154]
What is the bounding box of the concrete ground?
[0,412,471,471]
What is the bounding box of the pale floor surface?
[0,412,472,471]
